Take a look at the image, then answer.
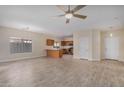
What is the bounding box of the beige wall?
[0,26,59,62]
[92,30,101,61]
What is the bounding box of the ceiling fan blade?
[56,14,65,17]
[56,5,66,12]
[68,5,71,12]
[73,14,87,19]
[52,14,65,18]
[66,19,70,24]
[72,5,86,13]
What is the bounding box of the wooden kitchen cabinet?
[47,39,54,46]
[61,41,73,46]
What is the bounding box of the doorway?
[79,37,89,59]
[104,37,119,60]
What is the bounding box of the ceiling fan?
[56,5,87,24]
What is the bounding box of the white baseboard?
[102,58,124,62]
[0,56,46,63]
[73,56,101,61]
[88,59,101,61]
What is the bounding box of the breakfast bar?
[46,49,63,58]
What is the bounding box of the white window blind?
[10,37,32,54]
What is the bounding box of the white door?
[104,37,119,60]
[79,37,89,59]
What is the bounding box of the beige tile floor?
[0,55,124,87]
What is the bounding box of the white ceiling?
[0,5,124,37]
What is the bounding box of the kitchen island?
[46,49,63,58]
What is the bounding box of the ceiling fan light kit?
[65,13,73,19]
[56,5,87,24]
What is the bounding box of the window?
[53,42,60,49]
[10,37,32,54]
